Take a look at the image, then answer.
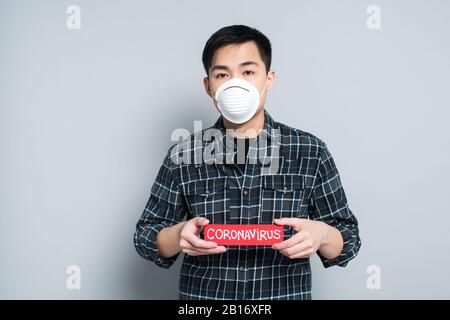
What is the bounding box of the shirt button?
[243,190,248,195]
[239,266,244,271]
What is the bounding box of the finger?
[273,218,302,232]
[280,241,312,258]
[182,243,227,254]
[183,249,200,256]
[272,231,306,251]
[197,246,227,254]
[289,248,316,259]
[193,217,209,228]
[183,246,227,255]
[185,233,218,249]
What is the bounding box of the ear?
[266,69,276,91]
[203,76,212,98]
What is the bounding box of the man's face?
[204,41,275,119]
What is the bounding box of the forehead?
[211,41,263,68]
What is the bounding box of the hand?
[179,217,227,256]
[271,218,329,259]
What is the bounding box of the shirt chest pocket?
[183,177,229,223]
[260,175,306,220]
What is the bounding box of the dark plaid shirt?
[134,110,361,300]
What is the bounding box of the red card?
[203,224,284,246]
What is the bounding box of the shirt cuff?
[317,222,360,268]
[135,223,180,269]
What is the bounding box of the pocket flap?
[184,177,228,196]
[262,175,304,192]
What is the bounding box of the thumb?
[273,218,302,232]
[193,217,209,228]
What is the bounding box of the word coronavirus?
[204,224,284,245]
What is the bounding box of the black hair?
[202,25,272,75]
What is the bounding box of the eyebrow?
[210,61,260,73]
[240,61,259,67]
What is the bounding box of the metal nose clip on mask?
[213,77,268,124]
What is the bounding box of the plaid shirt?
[134,110,361,300]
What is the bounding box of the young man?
[134,25,361,300]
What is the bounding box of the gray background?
[1,0,449,299]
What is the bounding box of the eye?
[243,70,255,76]
[215,73,228,79]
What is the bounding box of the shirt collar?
[212,109,277,142]
[206,109,279,166]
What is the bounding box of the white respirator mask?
[213,77,268,124]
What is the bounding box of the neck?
[222,107,265,139]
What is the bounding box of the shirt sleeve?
[308,142,362,268]
[133,149,187,269]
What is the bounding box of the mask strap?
[259,76,270,98]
